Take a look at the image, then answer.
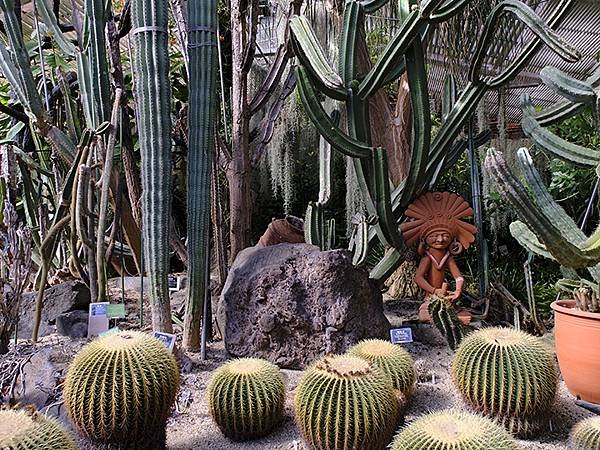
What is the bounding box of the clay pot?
[258,216,304,247]
[551,299,600,404]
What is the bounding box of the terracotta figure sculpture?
[400,192,477,325]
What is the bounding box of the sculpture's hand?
[433,282,449,298]
[448,289,462,302]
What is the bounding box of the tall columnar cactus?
[451,327,558,436]
[294,354,400,450]
[347,338,416,398]
[484,65,600,291]
[183,0,217,350]
[208,358,285,440]
[63,331,180,447]
[390,409,520,450]
[131,0,174,332]
[428,295,466,350]
[571,416,600,450]
[0,405,77,449]
[291,0,580,280]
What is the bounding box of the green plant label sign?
[106,304,126,319]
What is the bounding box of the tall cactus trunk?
[131,0,174,332]
[183,0,217,351]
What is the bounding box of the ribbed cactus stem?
[183,0,217,350]
[428,295,466,350]
[570,416,600,450]
[131,0,173,332]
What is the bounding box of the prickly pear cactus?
[207,358,285,441]
[428,295,466,350]
[0,405,76,450]
[294,355,400,450]
[347,339,415,398]
[63,331,180,447]
[452,327,558,436]
[571,416,600,450]
[390,409,520,450]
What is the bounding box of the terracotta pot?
[551,299,600,404]
[258,216,304,247]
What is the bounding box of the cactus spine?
[347,338,416,398]
[208,358,285,440]
[451,327,558,436]
[131,0,174,332]
[390,409,520,450]
[183,0,217,350]
[63,331,180,447]
[294,355,400,450]
[428,295,466,350]
[291,0,579,279]
[0,405,76,450]
[571,417,600,450]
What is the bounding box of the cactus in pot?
[208,358,285,440]
[290,0,580,279]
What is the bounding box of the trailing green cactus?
[451,327,558,436]
[294,354,400,450]
[571,416,600,450]
[428,295,466,350]
[347,339,416,398]
[291,0,579,279]
[207,358,285,441]
[63,331,180,447]
[390,409,520,450]
[0,405,77,449]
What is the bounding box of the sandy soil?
[10,285,593,450]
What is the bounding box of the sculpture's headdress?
[400,192,477,252]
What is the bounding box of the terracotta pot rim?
[284,215,304,233]
[551,299,600,321]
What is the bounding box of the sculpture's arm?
[447,256,464,301]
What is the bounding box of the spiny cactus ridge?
[63,331,180,447]
[428,295,466,350]
[571,416,600,450]
[207,358,285,441]
[347,338,416,398]
[452,327,558,436]
[390,409,520,450]
[0,405,77,450]
[294,354,400,450]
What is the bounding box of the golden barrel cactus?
[347,338,415,398]
[63,331,180,447]
[390,409,520,449]
[294,355,400,450]
[0,405,76,449]
[571,416,600,450]
[208,358,285,440]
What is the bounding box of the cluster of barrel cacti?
[484,64,600,299]
[451,327,558,436]
[292,0,580,281]
[63,330,180,447]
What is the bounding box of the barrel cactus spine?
[347,338,416,399]
[0,405,77,450]
[63,331,180,447]
[571,416,600,450]
[294,354,400,450]
[207,358,285,441]
[390,409,520,450]
[451,327,558,436]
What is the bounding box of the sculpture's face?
[425,230,452,250]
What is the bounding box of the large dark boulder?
[218,244,390,369]
[19,281,91,339]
